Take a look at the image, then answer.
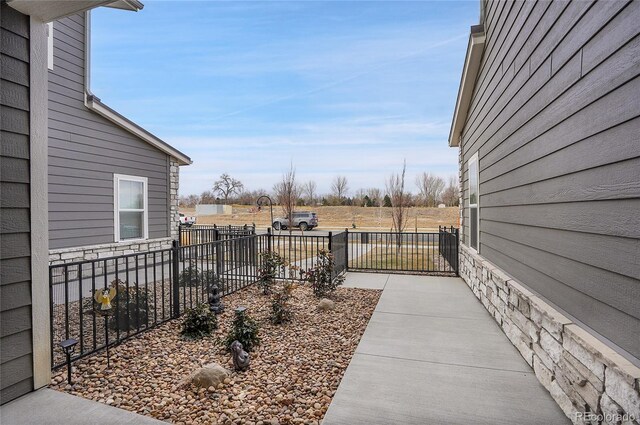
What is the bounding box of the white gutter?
[448,25,486,147]
[83,11,192,165]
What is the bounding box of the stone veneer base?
[459,244,640,425]
[49,237,174,265]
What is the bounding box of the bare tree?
[200,190,216,204]
[441,175,460,207]
[386,161,410,233]
[331,175,349,204]
[273,165,299,234]
[179,194,200,208]
[302,181,317,206]
[353,188,367,206]
[213,173,244,204]
[416,172,445,207]
[366,188,382,207]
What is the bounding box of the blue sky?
[91,1,479,196]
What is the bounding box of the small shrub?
[182,303,218,339]
[179,265,201,287]
[258,251,287,294]
[270,282,295,324]
[304,249,345,298]
[109,279,151,331]
[224,308,260,352]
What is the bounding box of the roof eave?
[85,95,193,165]
[6,0,142,22]
[448,25,486,148]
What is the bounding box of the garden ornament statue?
[230,340,250,371]
[208,281,224,314]
[92,286,116,368]
[94,286,117,310]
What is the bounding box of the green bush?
[304,249,345,298]
[224,308,260,352]
[270,282,295,324]
[257,251,287,295]
[181,303,218,339]
[109,279,151,332]
[179,265,201,287]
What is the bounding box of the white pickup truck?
[178,213,196,227]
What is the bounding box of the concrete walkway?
[324,273,570,425]
[0,388,165,425]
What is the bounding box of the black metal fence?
[439,226,460,275]
[179,224,255,245]
[50,232,330,369]
[346,230,459,274]
[50,228,458,369]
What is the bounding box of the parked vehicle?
[178,213,196,227]
[272,211,318,231]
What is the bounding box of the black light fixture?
[59,338,78,384]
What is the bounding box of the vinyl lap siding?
[460,0,640,358]
[48,14,170,249]
[0,3,34,404]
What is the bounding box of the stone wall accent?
[169,157,180,241]
[49,237,173,265]
[459,244,640,425]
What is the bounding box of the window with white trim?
[114,174,148,241]
[468,153,479,251]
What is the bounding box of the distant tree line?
[179,171,460,209]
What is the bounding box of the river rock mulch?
[50,283,381,425]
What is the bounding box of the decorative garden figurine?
[230,340,250,371]
[94,286,116,310]
[208,281,224,314]
[92,286,116,368]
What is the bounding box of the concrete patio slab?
[376,274,489,319]
[324,273,570,425]
[0,388,165,425]
[356,312,531,372]
[324,354,567,425]
[343,272,390,289]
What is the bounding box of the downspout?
[83,11,100,106]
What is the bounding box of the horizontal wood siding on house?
[0,3,34,404]
[460,0,640,359]
[48,14,170,250]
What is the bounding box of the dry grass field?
[181,205,459,231]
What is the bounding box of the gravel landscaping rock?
[188,363,230,389]
[317,298,335,311]
[50,284,380,424]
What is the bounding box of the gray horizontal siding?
[1,2,33,404]
[460,0,640,359]
[48,14,171,249]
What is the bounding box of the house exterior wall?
[1,3,34,403]
[459,0,640,360]
[455,0,640,422]
[47,13,174,251]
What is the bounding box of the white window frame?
[114,174,148,242]
[468,152,480,253]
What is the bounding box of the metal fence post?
[171,240,180,318]
[328,231,333,253]
[267,227,272,252]
[454,227,460,276]
[344,228,349,270]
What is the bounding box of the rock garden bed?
[50,283,381,425]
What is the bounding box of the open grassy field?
[180,205,459,231]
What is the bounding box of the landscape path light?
[59,338,78,385]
